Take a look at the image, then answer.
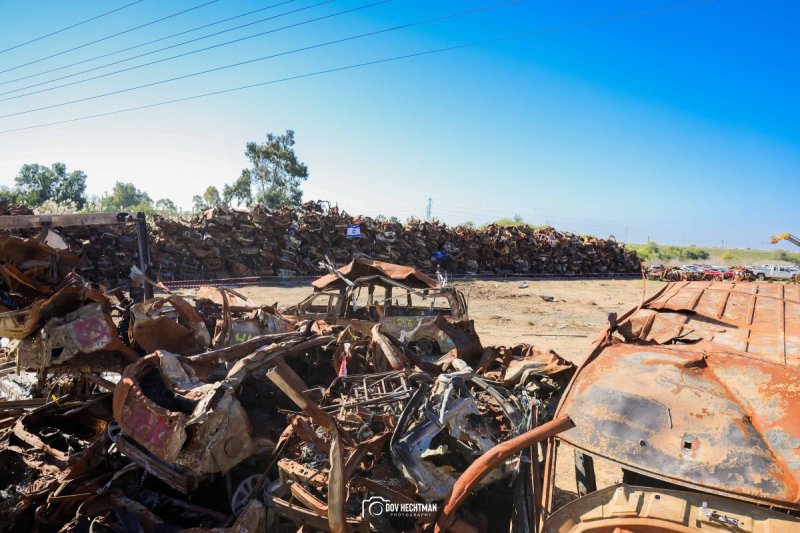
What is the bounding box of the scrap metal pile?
[0,201,641,286]
[0,236,577,532]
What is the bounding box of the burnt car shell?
[543,281,800,530]
[284,258,470,356]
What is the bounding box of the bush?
[633,242,710,263]
[773,249,791,262]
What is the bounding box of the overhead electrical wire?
[0,0,524,118]
[0,0,146,55]
[0,0,719,135]
[0,0,222,75]
[0,0,339,100]
[0,0,305,88]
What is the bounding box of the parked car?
[750,264,798,281]
[701,266,730,280]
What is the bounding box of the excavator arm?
[771,233,800,248]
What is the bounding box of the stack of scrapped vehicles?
[0,240,580,532]
[3,232,799,532]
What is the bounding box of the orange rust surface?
[554,281,800,510]
[311,257,438,291]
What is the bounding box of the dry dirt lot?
[219,278,666,510]
[231,278,663,365]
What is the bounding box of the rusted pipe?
[436,415,574,532]
[265,360,336,432]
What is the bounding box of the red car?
[702,266,732,280]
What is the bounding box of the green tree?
[0,185,21,204]
[222,172,253,207]
[100,181,153,211]
[240,130,308,208]
[192,195,206,213]
[13,162,87,208]
[202,186,222,207]
[155,198,178,214]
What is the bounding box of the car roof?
[312,257,439,291]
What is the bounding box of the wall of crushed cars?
[0,200,641,287]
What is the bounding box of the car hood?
[555,281,800,509]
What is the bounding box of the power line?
[0,0,146,55]
[0,0,338,101]
[0,0,719,135]
[0,0,305,88]
[0,0,524,119]
[0,0,222,75]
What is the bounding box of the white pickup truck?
[750,265,798,281]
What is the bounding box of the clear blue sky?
[0,0,797,248]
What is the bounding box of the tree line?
[0,130,308,216]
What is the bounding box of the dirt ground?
[220,278,665,510]
[232,278,662,365]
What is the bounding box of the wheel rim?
[231,474,265,514]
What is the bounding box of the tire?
[756,274,766,281]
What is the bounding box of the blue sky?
[0,0,797,248]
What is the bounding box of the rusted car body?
[284,258,473,357]
[128,295,211,355]
[112,332,331,493]
[194,286,294,348]
[540,281,800,531]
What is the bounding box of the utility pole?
[426,197,432,220]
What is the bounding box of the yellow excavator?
[771,232,800,248]
[771,233,800,283]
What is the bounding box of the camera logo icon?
[362,495,390,518]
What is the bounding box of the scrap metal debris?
[2,201,641,286]
[5,212,795,532]
[0,238,578,532]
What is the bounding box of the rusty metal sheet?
[477,344,575,387]
[626,281,800,364]
[544,484,800,533]
[227,316,293,345]
[0,284,107,339]
[129,295,211,355]
[312,257,439,291]
[16,300,137,373]
[0,236,77,305]
[556,281,800,510]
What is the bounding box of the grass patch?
[627,242,800,265]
